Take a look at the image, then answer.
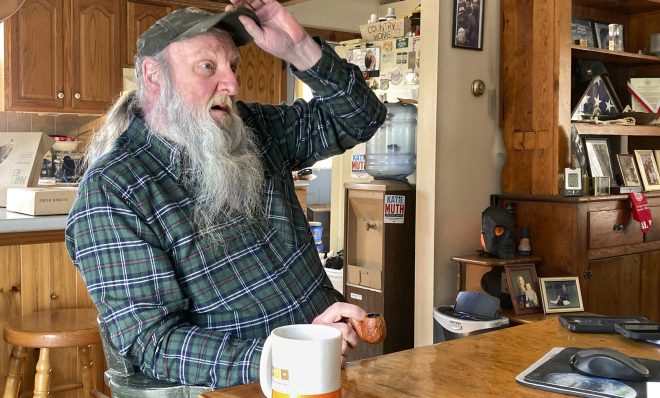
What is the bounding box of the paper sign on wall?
[384,194,405,224]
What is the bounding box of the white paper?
[628,78,660,113]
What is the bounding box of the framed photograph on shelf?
[634,150,660,191]
[616,154,642,187]
[539,277,584,314]
[593,22,610,49]
[593,176,610,196]
[504,264,542,315]
[452,0,483,50]
[584,138,614,179]
[571,18,594,47]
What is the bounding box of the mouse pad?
[516,347,660,398]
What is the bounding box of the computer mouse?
[570,348,650,381]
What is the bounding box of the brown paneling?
[586,255,642,316]
[236,42,285,104]
[124,1,172,67]
[640,250,660,321]
[0,239,104,397]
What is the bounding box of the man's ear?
[142,58,162,97]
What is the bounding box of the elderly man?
[65,0,386,389]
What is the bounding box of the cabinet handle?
[57,92,64,99]
[74,92,81,99]
[613,223,624,231]
[583,270,593,279]
[50,293,58,300]
[10,285,20,293]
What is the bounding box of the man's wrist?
[287,35,322,71]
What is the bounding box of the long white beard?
[148,84,265,232]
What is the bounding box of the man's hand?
[312,302,366,366]
[226,0,322,70]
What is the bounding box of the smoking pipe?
[348,313,386,344]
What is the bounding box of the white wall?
[415,0,504,345]
[286,0,379,32]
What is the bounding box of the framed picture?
[593,22,611,49]
[584,138,614,179]
[452,0,483,50]
[539,277,584,314]
[593,176,610,196]
[571,18,594,47]
[616,154,641,187]
[346,47,381,78]
[504,264,542,315]
[634,149,660,191]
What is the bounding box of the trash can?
[433,291,509,343]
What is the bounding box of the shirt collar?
[125,114,185,179]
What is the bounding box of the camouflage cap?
[136,7,259,59]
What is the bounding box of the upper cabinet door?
[125,1,172,68]
[4,0,66,111]
[70,0,121,113]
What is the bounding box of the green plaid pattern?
[65,38,386,389]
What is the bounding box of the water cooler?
[343,102,417,361]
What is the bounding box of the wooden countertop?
[202,318,660,398]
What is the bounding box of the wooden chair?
[2,308,104,398]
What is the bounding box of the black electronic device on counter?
[559,315,650,333]
[614,322,660,341]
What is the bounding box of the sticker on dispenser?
[351,143,368,178]
[384,195,405,224]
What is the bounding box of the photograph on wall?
[347,47,381,78]
[452,0,483,50]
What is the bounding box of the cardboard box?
[6,186,77,215]
[0,132,53,207]
[359,17,410,41]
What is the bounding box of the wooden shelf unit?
[501,0,660,195]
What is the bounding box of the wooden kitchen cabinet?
[497,194,660,322]
[123,0,173,68]
[500,0,660,195]
[3,0,121,114]
[0,234,105,397]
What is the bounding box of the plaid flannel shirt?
[65,38,386,388]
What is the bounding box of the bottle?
[365,102,417,181]
[368,13,378,24]
[385,7,396,20]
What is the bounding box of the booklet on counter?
[516,347,660,398]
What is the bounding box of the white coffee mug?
[259,324,342,398]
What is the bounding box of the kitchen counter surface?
[0,208,68,234]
